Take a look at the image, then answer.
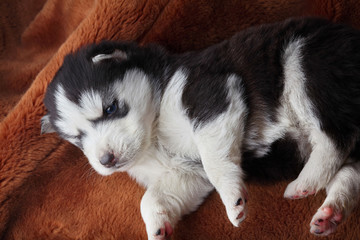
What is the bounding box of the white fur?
[130,144,213,239]
[54,69,157,176]
[157,70,200,159]
[133,72,249,236]
[310,160,360,235]
[282,38,320,130]
[92,50,127,63]
[53,68,217,239]
[79,90,103,120]
[54,85,95,139]
[324,159,360,217]
[128,70,218,239]
[85,69,157,176]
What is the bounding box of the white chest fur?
[157,70,200,159]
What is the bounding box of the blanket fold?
[1,0,359,239]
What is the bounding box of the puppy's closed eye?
[104,101,118,116]
[104,100,129,118]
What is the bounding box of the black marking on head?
[44,41,170,107]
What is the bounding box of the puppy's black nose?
[100,153,116,168]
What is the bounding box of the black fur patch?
[179,18,334,128]
[242,136,303,182]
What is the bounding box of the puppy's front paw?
[152,221,173,240]
[284,179,316,199]
[310,206,343,236]
[144,210,174,240]
[225,187,249,227]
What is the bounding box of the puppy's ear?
[91,49,127,64]
[41,114,56,134]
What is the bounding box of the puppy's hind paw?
[310,206,343,236]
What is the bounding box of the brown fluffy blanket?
[1,0,360,239]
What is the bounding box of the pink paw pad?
[289,190,316,199]
[234,188,248,223]
[155,222,173,240]
[310,207,343,236]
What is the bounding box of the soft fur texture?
[1,0,360,239]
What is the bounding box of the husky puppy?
[41,18,360,239]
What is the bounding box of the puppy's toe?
[228,188,248,227]
[310,206,343,236]
[152,222,173,240]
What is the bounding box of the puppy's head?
[41,41,165,175]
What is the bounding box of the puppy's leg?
[191,74,248,227]
[310,160,360,236]
[284,130,345,199]
[194,116,247,227]
[140,168,213,240]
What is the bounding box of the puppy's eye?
[105,101,117,115]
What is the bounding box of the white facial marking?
[81,69,157,175]
[79,90,103,120]
[54,85,92,137]
[54,69,157,176]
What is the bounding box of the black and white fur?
[41,18,360,239]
